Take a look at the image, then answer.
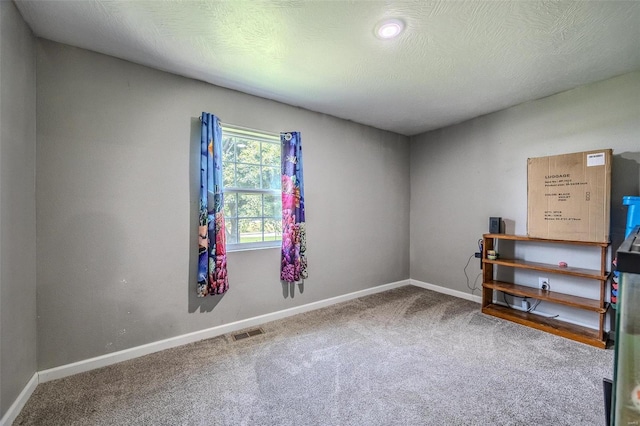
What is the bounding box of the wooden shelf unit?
[481,233,609,348]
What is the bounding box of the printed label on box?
[587,152,605,167]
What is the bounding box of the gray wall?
[7,20,635,405]
[410,72,640,328]
[0,0,37,418]
[36,39,410,369]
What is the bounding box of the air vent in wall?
[232,328,264,341]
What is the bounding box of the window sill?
[227,243,280,253]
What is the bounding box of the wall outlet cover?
[539,277,549,289]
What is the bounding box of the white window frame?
[222,124,281,251]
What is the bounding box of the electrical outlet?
[539,277,549,290]
[474,252,482,269]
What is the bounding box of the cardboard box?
[527,149,611,242]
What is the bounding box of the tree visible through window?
[222,125,281,249]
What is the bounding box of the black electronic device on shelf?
[489,217,502,234]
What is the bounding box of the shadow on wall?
[502,219,516,235]
[282,281,304,299]
[611,152,640,251]
[188,116,224,313]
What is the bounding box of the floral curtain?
[198,113,228,296]
[281,132,308,283]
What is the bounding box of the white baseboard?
[38,279,410,383]
[410,279,482,303]
[0,372,38,426]
[1,277,603,424]
[4,278,478,422]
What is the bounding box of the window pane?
[264,218,280,241]
[223,162,235,188]
[261,143,280,167]
[221,126,281,248]
[238,193,261,218]
[236,164,261,189]
[263,194,282,218]
[236,139,260,164]
[225,218,238,244]
[223,192,237,218]
[239,219,262,243]
[222,137,236,163]
[261,166,280,190]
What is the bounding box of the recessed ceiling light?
[375,18,404,40]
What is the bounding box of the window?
[222,125,281,250]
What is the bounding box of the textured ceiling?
[15,0,640,136]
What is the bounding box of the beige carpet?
[14,286,613,425]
